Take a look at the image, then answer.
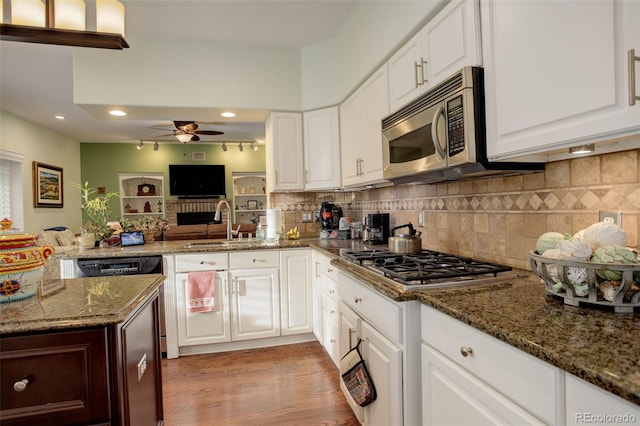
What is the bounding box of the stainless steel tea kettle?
[388,223,422,253]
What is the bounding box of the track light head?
[251,142,258,151]
[153,141,159,151]
[137,141,144,150]
[222,142,228,152]
[239,143,244,152]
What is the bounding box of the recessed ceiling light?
[55,115,65,120]
[109,110,127,117]
[220,111,236,118]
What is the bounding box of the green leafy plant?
[73,182,119,242]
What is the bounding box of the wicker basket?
[529,251,640,313]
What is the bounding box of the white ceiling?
[0,0,357,144]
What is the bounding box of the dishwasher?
[75,255,167,354]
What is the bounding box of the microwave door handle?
[431,104,446,160]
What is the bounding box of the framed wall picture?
[33,162,63,208]
[247,200,258,210]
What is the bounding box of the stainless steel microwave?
[382,66,483,180]
[382,67,543,183]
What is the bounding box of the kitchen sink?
[183,240,274,249]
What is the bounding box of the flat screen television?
[169,164,226,198]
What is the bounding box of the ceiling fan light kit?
[1,0,129,50]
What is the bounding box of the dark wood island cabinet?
[0,274,165,426]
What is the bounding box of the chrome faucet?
[214,200,233,240]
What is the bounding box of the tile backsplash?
[271,149,639,270]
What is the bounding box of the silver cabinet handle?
[354,297,362,303]
[200,260,216,265]
[13,378,29,392]
[415,59,428,87]
[460,346,473,357]
[629,49,640,106]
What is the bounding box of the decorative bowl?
[529,250,640,313]
[0,223,54,303]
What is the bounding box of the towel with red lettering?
[187,271,215,313]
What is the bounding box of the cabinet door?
[230,268,280,341]
[303,107,341,190]
[422,0,481,88]
[340,89,362,187]
[482,0,640,160]
[266,112,304,191]
[311,251,323,341]
[422,343,544,425]
[280,250,312,335]
[361,321,403,426]
[565,374,640,425]
[338,302,365,423]
[388,32,425,112]
[1,329,110,425]
[175,271,231,346]
[352,64,389,188]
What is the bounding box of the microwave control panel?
[447,95,465,156]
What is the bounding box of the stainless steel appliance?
[76,256,167,353]
[363,213,390,245]
[341,249,517,292]
[320,202,343,230]
[382,67,544,184]
[388,223,422,253]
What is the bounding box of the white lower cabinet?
[279,249,312,335]
[565,374,640,425]
[338,271,421,426]
[421,305,560,425]
[229,251,280,341]
[175,253,231,347]
[313,250,342,366]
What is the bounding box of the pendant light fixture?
[1,0,129,49]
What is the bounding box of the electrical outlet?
[137,353,147,382]
[301,211,313,222]
[314,210,320,222]
[418,211,426,227]
[599,211,622,226]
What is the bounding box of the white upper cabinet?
[303,106,342,191]
[482,0,640,160]
[388,0,482,112]
[340,64,390,188]
[266,112,304,192]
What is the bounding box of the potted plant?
[131,215,170,242]
[74,182,119,246]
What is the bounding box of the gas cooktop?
[340,249,517,291]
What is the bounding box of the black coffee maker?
[320,202,343,229]
[363,213,390,244]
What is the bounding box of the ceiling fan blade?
[195,130,224,135]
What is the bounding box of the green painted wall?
[80,143,266,219]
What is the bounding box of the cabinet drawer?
[337,272,402,343]
[421,305,558,424]
[320,274,337,297]
[175,253,228,272]
[230,250,279,269]
[1,329,110,425]
[322,291,339,321]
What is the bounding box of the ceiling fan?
[156,121,224,143]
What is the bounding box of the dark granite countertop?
[309,240,640,407]
[0,274,165,334]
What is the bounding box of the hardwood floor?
[161,341,360,425]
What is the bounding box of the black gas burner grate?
[341,249,512,286]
